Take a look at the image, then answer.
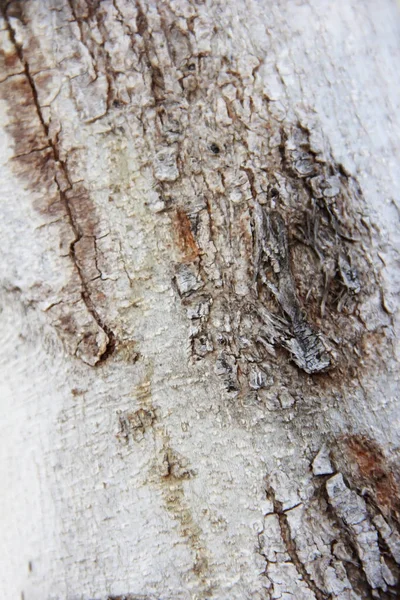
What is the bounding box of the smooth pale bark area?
[1,1,400,599]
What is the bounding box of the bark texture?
[1,1,400,599]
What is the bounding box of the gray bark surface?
[1,1,400,599]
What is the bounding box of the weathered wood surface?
[1,1,400,599]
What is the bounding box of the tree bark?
[1,1,400,599]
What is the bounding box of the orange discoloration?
[173,208,200,262]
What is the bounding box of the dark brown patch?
[34,69,57,99]
[0,27,22,75]
[173,208,200,262]
[11,148,64,218]
[65,183,100,238]
[71,388,86,396]
[3,0,26,24]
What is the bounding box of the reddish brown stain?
[34,70,57,98]
[341,435,400,521]
[0,46,20,72]
[65,183,100,238]
[173,208,200,262]
[14,148,61,214]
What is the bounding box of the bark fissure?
[0,1,399,599]
[264,485,330,600]
[1,3,115,365]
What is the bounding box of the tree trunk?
[1,1,400,598]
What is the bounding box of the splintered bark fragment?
[256,206,332,374]
[373,515,400,564]
[326,473,394,591]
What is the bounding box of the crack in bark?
[135,1,166,104]
[324,472,399,596]
[1,4,115,364]
[312,444,400,599]
[266,485,331,600]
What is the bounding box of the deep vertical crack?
[1,3,115,363]
[266,485,330,600]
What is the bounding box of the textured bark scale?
[0,1,399,599]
